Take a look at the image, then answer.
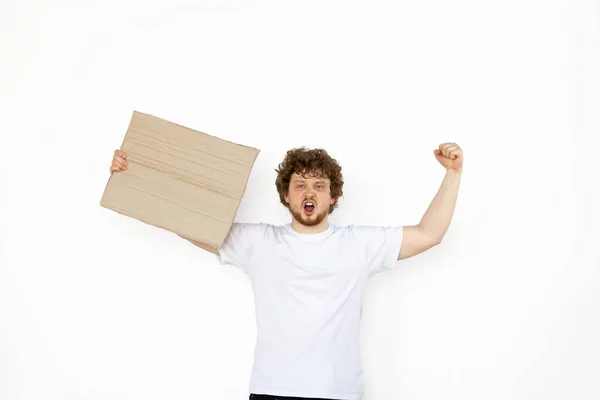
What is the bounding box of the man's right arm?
[177,235,219,255]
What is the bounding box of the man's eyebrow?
[292,179,328,184]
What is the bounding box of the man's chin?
[291,209,327,227]
[299,216,320,227]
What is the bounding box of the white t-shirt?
[217,222,404,400]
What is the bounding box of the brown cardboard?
[100,111,260,254]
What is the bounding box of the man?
[109,143,463,400]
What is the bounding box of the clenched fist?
[434,142,463,173]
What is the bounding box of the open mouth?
[303,201,315,216]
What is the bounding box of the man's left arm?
[398,142,463,260]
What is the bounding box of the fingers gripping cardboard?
[100,111,260,252]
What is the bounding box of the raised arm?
[398,143,463,260]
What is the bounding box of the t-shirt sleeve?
[355,225,404,277]
[217,222,268,274]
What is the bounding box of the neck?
[290,215,330,234]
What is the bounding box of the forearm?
[418,170,462,243]
[177,234,219,255]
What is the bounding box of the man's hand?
[110,149,128,173]
[434,142,463,173]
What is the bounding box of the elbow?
[430,236,443,247]
[417,225,444,248]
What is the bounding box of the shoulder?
[337,224,404,243]
[228,222,287,240]
[335,224,396,235]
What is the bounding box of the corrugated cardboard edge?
[100,110,261,252]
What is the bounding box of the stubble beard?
[289,203,330,227]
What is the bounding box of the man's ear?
[330,197,335,205]
[284,192,290,204]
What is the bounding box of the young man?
[109,143,463,400]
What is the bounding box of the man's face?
[284,172,335,227]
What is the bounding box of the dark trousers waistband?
[249,394,341,400]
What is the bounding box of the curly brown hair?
[275,147,344,214]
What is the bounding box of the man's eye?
[316,185,322,189]
[297,185,304,189]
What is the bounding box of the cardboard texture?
[100,111,260,254]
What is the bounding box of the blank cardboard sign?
[100,111,260,254]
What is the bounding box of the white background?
[1,0,599,399]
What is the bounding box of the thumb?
[434,149,443,157]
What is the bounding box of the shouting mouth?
[303,201,315,216]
